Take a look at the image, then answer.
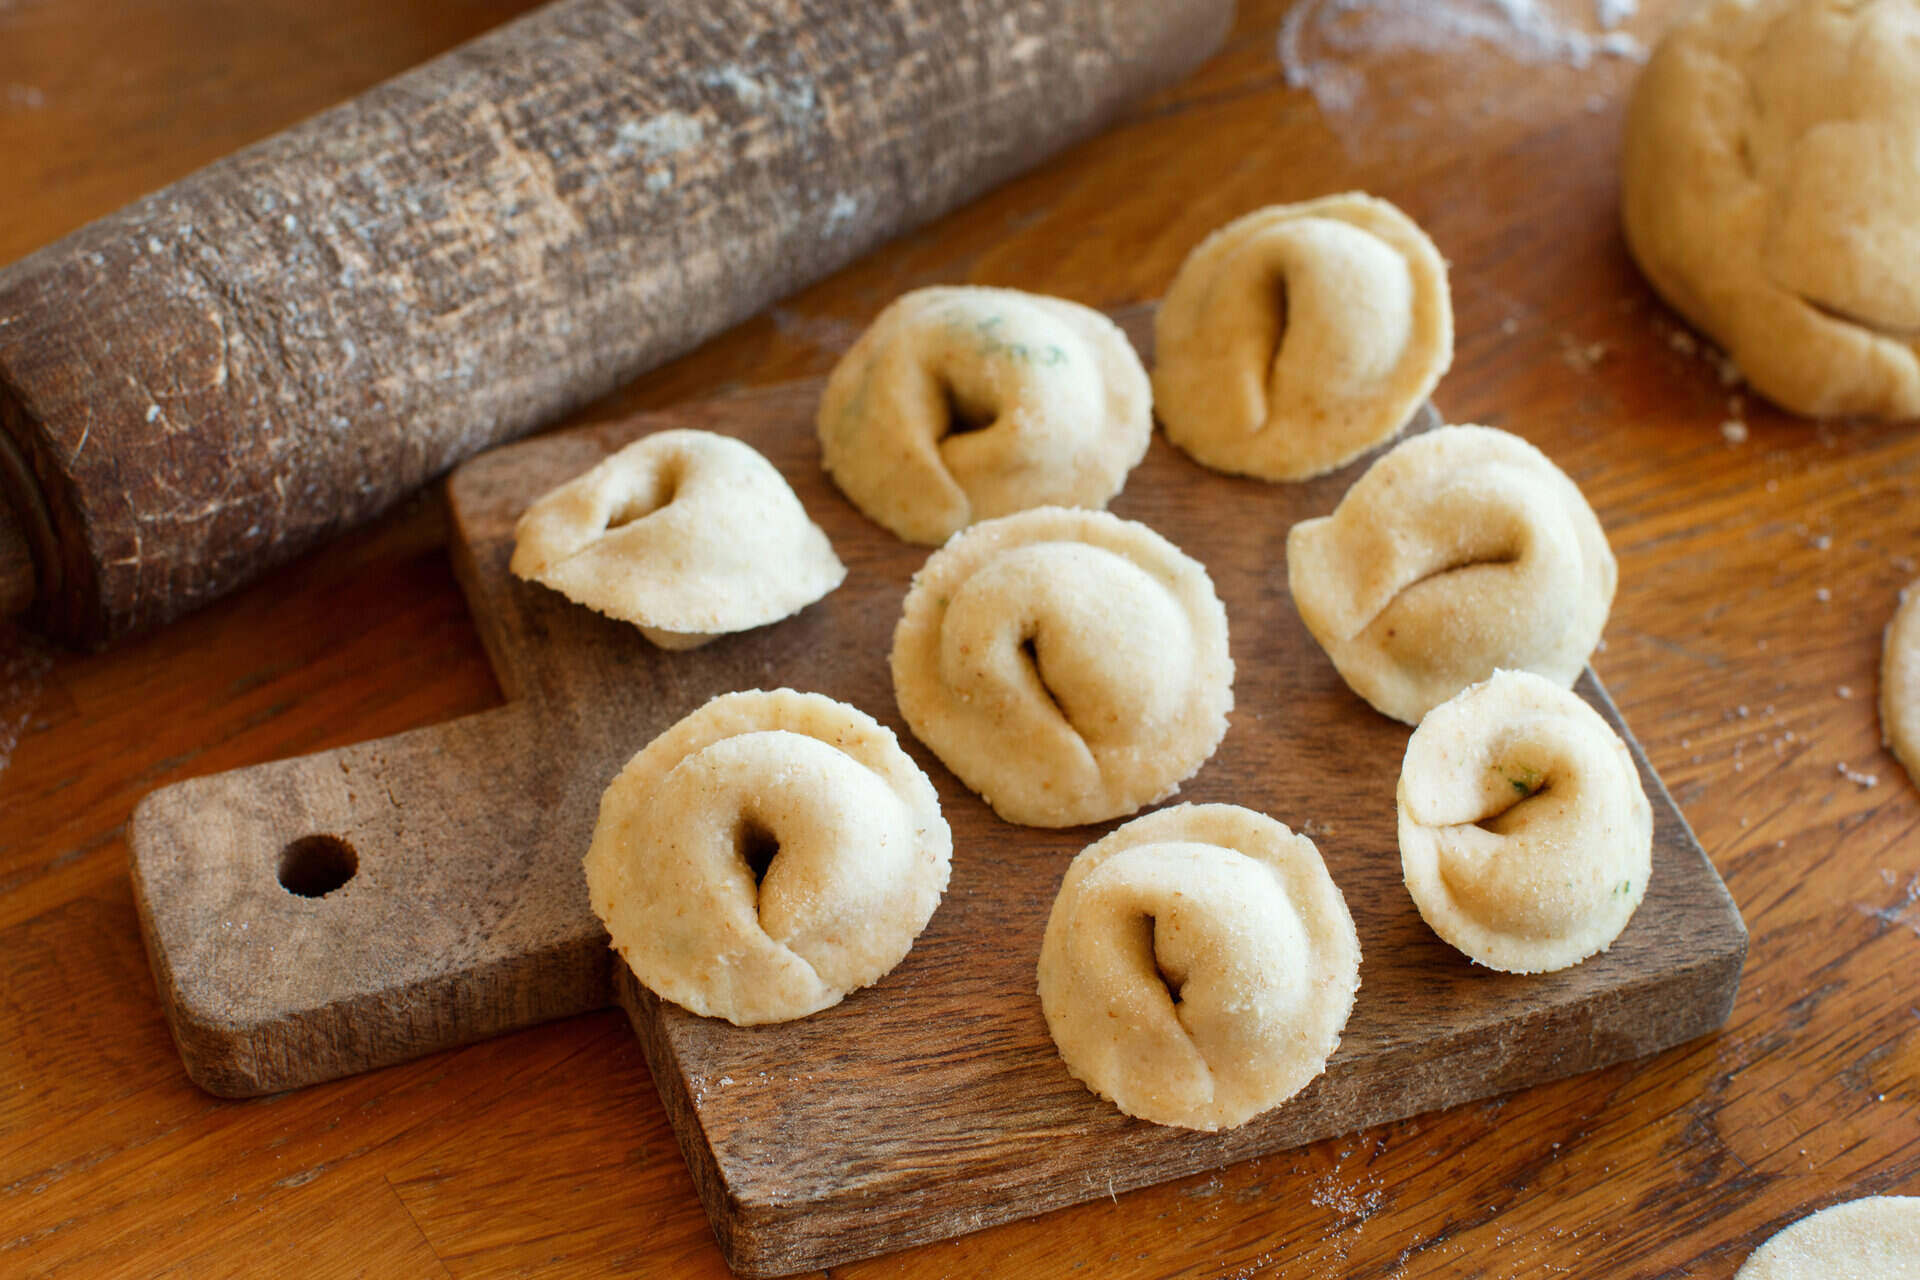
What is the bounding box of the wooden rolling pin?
[0,0,1231,647]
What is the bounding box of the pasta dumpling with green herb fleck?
[1397,669,1651,974]
[817,286,1152,545]
[1287,424,1616,725]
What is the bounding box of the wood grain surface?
[5,1,1918,1277]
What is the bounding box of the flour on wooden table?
[0,628,53,779]
[1278,0,1646,120]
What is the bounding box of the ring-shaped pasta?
[1037,803,1361,1131]
[818,286,1152,545]
[1153,193,1453,481]
[584,689,951,1025]
[1287,425,1616,725]
[891,508,1233,827]
[1397,670,1652,975]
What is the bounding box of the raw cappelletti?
[817,285,1152,545]
[1037,803,1361,1131]
[511,429,844,648]
[891,507,1233,827]
[584,689,950,1025]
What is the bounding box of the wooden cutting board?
[129,310,1747,1277]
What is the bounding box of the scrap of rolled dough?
[1880,580,1920,787]
[1734,1196,1920,1279]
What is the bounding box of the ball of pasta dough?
[1735,1196,1920,1279]
[1287,424,1616,725]
[1398,670,1652,974]
[1037,803,1361,1131]
[1623,0,1920,419]
[584,689,951,1025]
[817,285,1152,545]
[511,429,844,649]
[1153,192,1453,481]
[891,507,1233,827]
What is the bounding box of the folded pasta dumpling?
[1154,193,1453,481]
[584,689,951,1025]
[1287,425,1616,724]
[1398,670,1652,974]
[817,286,1152,544]
[1037,803,1361,1131]
[511,429,844,649]
[891,507,1233,827]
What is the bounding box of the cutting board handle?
[130,703,612,1096]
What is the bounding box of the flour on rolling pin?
[0,0,1232,647]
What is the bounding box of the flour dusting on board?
[0,629,53,778]
[1857,874,1920,938]
[1279,0,1647,119]
[770,306,863,356]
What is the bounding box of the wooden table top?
[3,2,1915,1276]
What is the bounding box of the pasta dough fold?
[817,286,1152,544]
[584,689,951,1025]
[1153,193,1453,481]
[891,508,1233,827]
[1397,670,1651,974]
[511,430,843,648]
[1287,425,1615,724]
[1037,804,1361,1131]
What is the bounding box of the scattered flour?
[823,191,861,235]
[1311,1169,1386,1219]
[769,307,863,356]
[1558,334,1608,374]
[1279,0,1647,120]
[1858,874,1920,937]
[609,111,706,163]
[1836,761,1880,789]
[0,629,53,779]
[1594,0,1637,28]
[696,65,818,125]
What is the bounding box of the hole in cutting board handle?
[278,835,359,898]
